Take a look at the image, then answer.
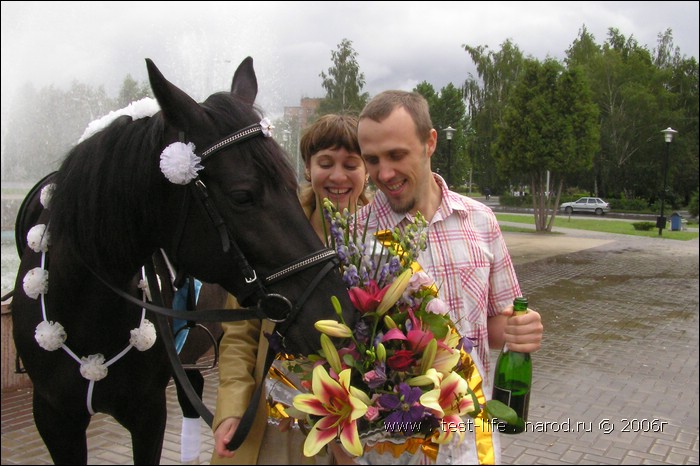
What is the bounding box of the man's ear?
[425,129,438,158]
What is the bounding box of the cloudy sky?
[2,1,698,121]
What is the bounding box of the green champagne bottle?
[492,296,531,434]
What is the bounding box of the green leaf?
[485,399,518,425]
[343,353,356,366]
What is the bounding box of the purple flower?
[342,265,360,288]
[378,383,425,434]
[362,363,387,389]
[387,256,401,275]
[458,336,475,353]
[337,245,349,263]
[353,319,370,344]
[264,331,284,354]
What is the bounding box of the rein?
[83,248,338,328]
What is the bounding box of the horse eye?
[229,190,254,206]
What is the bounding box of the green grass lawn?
[496,213,699,240]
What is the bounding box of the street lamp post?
[657,127,678,236]
[444,126,456,188]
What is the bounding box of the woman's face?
[308,146,366,210]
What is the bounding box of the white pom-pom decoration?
[34,320,67,351]
[78,97,160,143]
[40,183,56,209]
[130,319,157,351]
[80,353,108,381]
[27,224,51,253]
[160,141,202,184]
[23,267,49,299]
[260,117,273,137]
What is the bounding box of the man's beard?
[387,195,415,215]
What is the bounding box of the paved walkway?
[2,226,698,464]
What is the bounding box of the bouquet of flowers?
[276,199,515,462]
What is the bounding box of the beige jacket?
[210,294,274,465]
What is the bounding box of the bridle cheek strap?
[191,180,231,254]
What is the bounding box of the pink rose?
[364,406,380,422]
[387,349,416,372]
[407,271,434,294]
[426,297,449,315]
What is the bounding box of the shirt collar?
[431,173,468,223]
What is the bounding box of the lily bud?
[419,338,437,374]
[315,320,353,338]
[383,315,397,329]
[376,268,413,316]
[331,295,343,318]
[376,342,386,363]
[407,368,441,388]
[406,375,434,387]
[320,333,342,374]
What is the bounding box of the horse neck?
[50,236,154,296]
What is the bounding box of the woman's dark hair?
[299,114,361,165]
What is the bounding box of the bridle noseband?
[168,120,339,340]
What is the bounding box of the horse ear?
[230,57,258,104]
[145,58,208,131]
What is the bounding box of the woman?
[211,114,369,464]
[298,114,370,241]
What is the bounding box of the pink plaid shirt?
[356,174,521,380]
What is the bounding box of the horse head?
[145,57,356,355]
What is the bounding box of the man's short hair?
[359,90,433,143]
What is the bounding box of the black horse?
[10,56,355,464]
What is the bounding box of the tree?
[2,74,143,183]
[318,38,369,116]
[117,74,151,107]
[494,58,599,232]
[416,82,469,188]
[462,39,525,194]
[653,29,699,207]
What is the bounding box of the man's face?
[358,107,434,214]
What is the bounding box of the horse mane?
[49,113,164,277]
[48,91,297,278]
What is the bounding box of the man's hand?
[213,417,241,458]
[501,304,543,353]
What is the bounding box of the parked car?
[559,197,611,215]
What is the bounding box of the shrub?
[632,221,656,231]
[608,198,649,212]
[689,190,699,218]
[500,194,530,207]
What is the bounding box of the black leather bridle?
[83,119,342,451]
[166,121,340,342]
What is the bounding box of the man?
[355,90,543,464]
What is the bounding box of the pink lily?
[419,371,475,444]
[407,327,434,352]
[348,280,389,314]
[382,327,408,342]
[293,365,368,457]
